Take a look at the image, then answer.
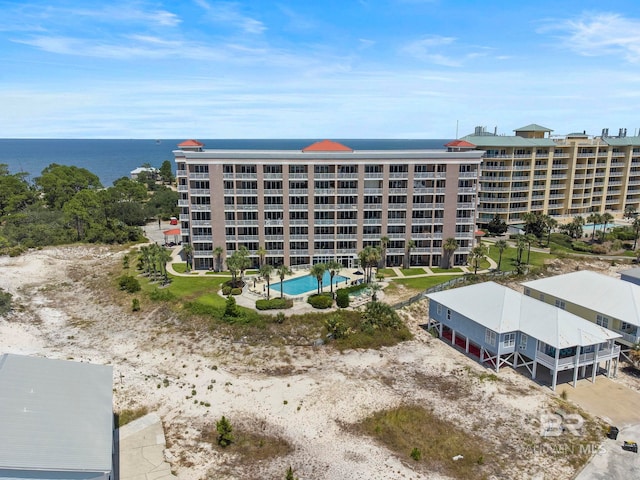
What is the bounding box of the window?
[485,329,497,346]
[524,288,531,296]
[539,293,545,302]
[596,314,609,329]
[447,309,451,321]
[504,333,515,348]
[555,299,565,310]
[519,334,528,350]
[621,321,632,331]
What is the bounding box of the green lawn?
[399,267,427,276]
[486,244,553,272]
[142,274,229,308]
[430,267,463,274]
[391,274,459,292]
[172,263,187,273]
[377,268,396,276]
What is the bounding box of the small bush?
[591,244,608,254]
[118,275,141,293]
[410,447,422,461]
[336,289,350,308]
[231,287,242,295]
[308,293,333,309]
[216,415,234,447]
[256,298,293,310]
[571,241,592,252]
[0,288,12,316]
[131,298,140,312]
[149,288,175,301]
[222,285,232,295]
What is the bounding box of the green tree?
[524,233,537,265]
[182,243,193,272]
[358,246,380,283]
[36,163,102,209]
[587,213,602,241]
[310,263,327,295]
[543,215,558,247]
[0,165,38,218]
[522,212,546,238]
[216,415,234,447]
[495,239,508,271]
[470,244,486,274]
[601,212,614,237]
[404,239,415,269]
[256,245,267,268]
[259,263,274,300]
[213,246,224,272]
[362,301,401,332]
[159,160,174,184]
[326,260,343,296]
[633,216,640,250]
[277,264,292,299]
[379,236,390,268]
[486,215,508,236]
[227,247,251,287]
[63,189,101,241]
[144,186,179,220]
[625,205,638,220]
[157,247,172,284]
[443,237,458,269]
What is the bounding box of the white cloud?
[198,2,267,35]
[401,36,460,66]
[541,12,640,63]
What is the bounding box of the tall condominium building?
[462,124,640,226]
[175,140,483,270]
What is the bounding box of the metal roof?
[0,354,113,473]
[522,270,640,327]
[461,134,556,147]
[427,281,619,348]
[514,123,553,132]
[603,136,640,146]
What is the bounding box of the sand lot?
[1,245,639,479]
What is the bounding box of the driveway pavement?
[575,423,640,480]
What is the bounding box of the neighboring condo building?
[175,140,483,270]
[462,124,640,226]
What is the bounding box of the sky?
[3,0,640,139]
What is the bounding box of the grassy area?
[172,262,187,273]
[486,243,553,272]
[354,405,497,479]
[377,268,396,276]
[388,274,459,293]
[117,406,149,427]
[399,267,427,276]
[430,267,463,273]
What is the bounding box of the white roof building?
[0,354,114,480]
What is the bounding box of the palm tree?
[182,243,193,272]
[310,263,327,295]
[443,237,458,269]
[213,246,223,272]
[256,245,267,268]
[587,213,602,241]
[633,216,640,250]
[524,233,537,265]
[370,282,382,302]
[404,239,416,269]
[157,247,172,284]
[379,236,390,268]
[358,246,381,283]
[601,212,614,238]
[277,264,292,299]
[470,244,486,274]
[326,260,343,296]
[259,264,274,300]
[495,239,508,271]
[515,235,526,266]
[543,215,558,247]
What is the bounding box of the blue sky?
[3,0,640,138]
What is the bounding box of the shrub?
[410,447,422,461]
[224,295,241,319]
[216,415,234,447]
[118,275,141,293]
[336,289,350,308]
[0,288,12,316]
[222,286,232,295]
[571,241,592,252]
[308,293,333,309]
[325,314,349,339]
[591,244,608,254]
[230,287,242,295]
[131,298,140,312]
[149,288,175,301]
[256,298,293,310]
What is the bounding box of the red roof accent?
[178,139,204,147]
[302,140,353,152]
[474,230,486,237]
[163,228,181,236]
[445,140,476,148]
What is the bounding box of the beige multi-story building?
[174,139,483,270]
[463,124,640,226]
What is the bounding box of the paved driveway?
[575,424,640,480]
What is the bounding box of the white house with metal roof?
[522,270,640,351]
[427,282,620,391]
[0,354,114,480]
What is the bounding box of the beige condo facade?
[174,140,483,270]
[463,124,640,226]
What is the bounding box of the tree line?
[0,161,178,253]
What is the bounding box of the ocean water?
[0,138,451,187]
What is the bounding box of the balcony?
[190,189,211,196]
[534,345,620,370]
[192,235,212,242]
[189,172,210,180]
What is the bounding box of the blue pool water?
[583,222,623,231]
[272,271,349,295]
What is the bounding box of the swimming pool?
[583,222,624,231]
[271,271,349,296]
